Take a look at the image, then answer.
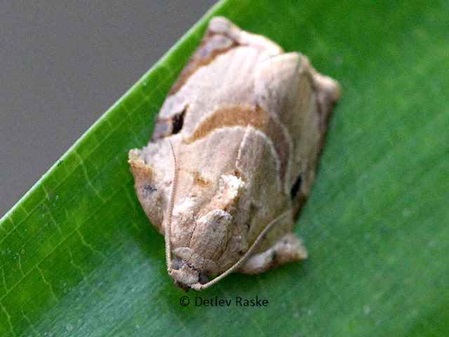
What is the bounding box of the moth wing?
[239,233,307,274]
[151,17,283,141]
[255,52,340,217]
[254,52,303,123]
[213,127,292,271]
[128,141,174,234]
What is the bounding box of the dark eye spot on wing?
[290,175,302,200]
[151,107,187,140]
[172,109,185,134]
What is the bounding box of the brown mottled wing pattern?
[151,22,239,141]
[129,16,341,290]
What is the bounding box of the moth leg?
[238,233,307,275]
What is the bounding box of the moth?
[129,17,340,290]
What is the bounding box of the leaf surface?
[1,1,448,336]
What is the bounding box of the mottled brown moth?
[129,17,340,290]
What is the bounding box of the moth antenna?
[191,210,291,291]
[164,140,178,272]
[235,124,252,173]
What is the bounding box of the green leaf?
[1,0,448,336]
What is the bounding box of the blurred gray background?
[0,0,216,215]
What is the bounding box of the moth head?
[164,168,241,290]
[168,209,232,290]
[168,254,211,290]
